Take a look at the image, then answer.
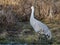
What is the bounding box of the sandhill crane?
[30,6,52,40]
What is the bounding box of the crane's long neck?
[31,7,34,18]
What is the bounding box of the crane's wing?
[34,18,51,33]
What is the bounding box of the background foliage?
[0,0,60,45]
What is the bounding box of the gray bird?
[30,6,52,40]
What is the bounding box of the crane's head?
[31,6,34,11]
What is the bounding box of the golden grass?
[0,0,19,5]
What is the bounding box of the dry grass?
[0,0,60,44]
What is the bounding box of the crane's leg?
[37,32,49,45]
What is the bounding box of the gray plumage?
[30,6,52,40]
